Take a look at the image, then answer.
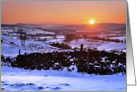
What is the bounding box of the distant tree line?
[89,36,125,43]
[65,34,125,43]
[50,42,71,49]
[1,49,126,75]
[65,34,76,42]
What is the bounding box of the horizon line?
[1,22,126,25]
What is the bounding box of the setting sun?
[89,20,95,24]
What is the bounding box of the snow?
[1,66,126,91]
[106,60,110,63]
[68,39,126,52]
[112,61,117,64]
[1,27,126,91]
[94,65,101,68]
[89,63,94,65]
[118,63,123,67]
[109,36,126,41]
[1,35,60,57]
[69,39,103,49]
[27,29,55,35]
[97,42,126,51]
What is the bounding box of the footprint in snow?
[95,86,103,88]
[14,83,25,87]
[51,86,61,90]
[10,84,15,86]
[10,83,35,87]
[118,87,126,90]
[1,88,4,90]
[44,75,48,77]
[38,86,44,89]
[3,83,9,86]
[46,86,49,88]
[1,81,5,83]
[10,74,15,76]
[26,83,35,86]
[60,83,70,86]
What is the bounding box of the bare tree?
[18,29,27,46]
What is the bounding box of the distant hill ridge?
[1,23,126,29]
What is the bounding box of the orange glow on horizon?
[1,1,126,24]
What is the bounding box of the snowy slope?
[1,66,126,91]
[1,35,59,57]
[68,39,126,51]
[97,42,126,51]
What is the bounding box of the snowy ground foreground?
[1,66,126,91]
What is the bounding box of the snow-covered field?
[69,39,126,51]
[1,34,60,57]
[97,42,126,51]
[1,26,126,91]
[1,66,126,91]
[109,36,126,41]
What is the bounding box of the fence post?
[19,49,21,55]
[87,48,89,70]
[78,44,83,72]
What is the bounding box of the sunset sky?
[1,1,126,25]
